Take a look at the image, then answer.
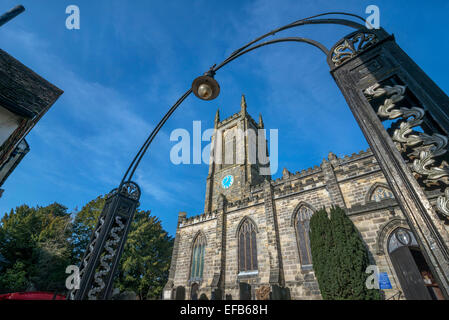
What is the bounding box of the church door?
[239,282,252,300]
[388,228,444,300]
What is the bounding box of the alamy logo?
[366,265,392,290]
[65,265,80,290]
[365,5,380,29]
[169,121,278,175]
[365,265,380,289]
[66,5,80,30]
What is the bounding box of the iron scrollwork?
[87,216,126,300]
[119,181,141,201]
[107,182,140,201]
[364,83,449,218]
[72,180,140,300]
[69,215,106,300]
[437,188,449,218]
[331,32,378,67]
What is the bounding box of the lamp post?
[73,12,449,300]
[0,5,25,28]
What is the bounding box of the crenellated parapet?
[179,210,218,228]
[217,111,259,130]
[226,191,265,211]
[256,148,380,201]
[337,148,373,165]
[250,181,265,193]
[332,148,381,181]
[217,112,241,127]
[272,165,323,185]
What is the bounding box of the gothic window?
[388,228,418,253]
[371,186,394,202]
[223,135,236,167]
[190,233,206,281]
[222,126,239,168]
[238,218,258,272]
[295,205,314,266]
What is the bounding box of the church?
[163,95,445,300]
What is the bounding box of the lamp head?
[192,73,220,101]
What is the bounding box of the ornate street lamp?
[72,11,449,300]
[192,69,220,101]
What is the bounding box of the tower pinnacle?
[215,108,220,127]
[241,94,247,116]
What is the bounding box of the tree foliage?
[310,206,381,300]
[0,203,72,293]
[309,208,336,299]
[70,195,173,300]
[116,210,173,300]
[0,196,173,299]
[71,196,105,262]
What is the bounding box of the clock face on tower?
[221,175,234,189]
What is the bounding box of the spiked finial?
[282,168,290,179]
[241,94,247,116]
[215,108,220,122]
[214,108,220,128]
[259,113,264,128]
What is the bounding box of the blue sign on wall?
[379,272,392,289]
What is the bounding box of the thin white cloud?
[0,26,178,203]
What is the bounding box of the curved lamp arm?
[119,12,368,186]
[216,36,330,70]
[120,89,192,187]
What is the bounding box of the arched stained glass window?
[295,205,314,266]
[371,186,394,202]
[190,233,206,281]
[238,219,258,272]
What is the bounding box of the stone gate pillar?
[328,27,449,297]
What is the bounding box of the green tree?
[330,207,381,300]
[116,210,173,300]
[0,261,28,292]
[0,196,173,298]
[0,203,72,293]
[310,206,381,300]
[71,196,105,262]
[72,196,173,300]
[309,208,337,299]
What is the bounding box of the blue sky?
[0,0,448,236]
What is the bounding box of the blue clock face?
[221,175,234,189]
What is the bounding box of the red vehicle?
[0,292,66,300]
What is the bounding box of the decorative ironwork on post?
[70,181,141,300]
[328,27,449,298]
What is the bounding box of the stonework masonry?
[164,99,446,300]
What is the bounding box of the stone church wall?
[173,217,217,298]
[165,85,449,300]
[223,204,268,300]
[169,148,418,300]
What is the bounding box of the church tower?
[204,95,271,213]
